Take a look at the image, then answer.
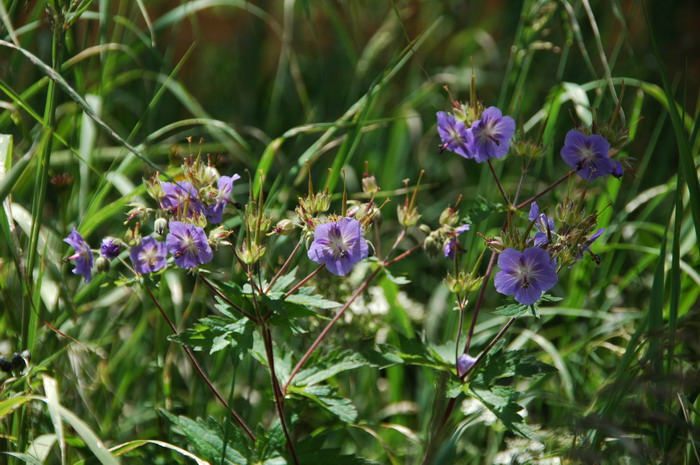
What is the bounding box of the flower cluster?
[64,156,240,282]
[437,106,516,163]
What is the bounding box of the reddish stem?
[142,283,256,441]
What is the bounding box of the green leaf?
[470,386,541,442]
[291,385,358,423]
[383,268,410,285]
[293,349,399,387]
[492,293,561,318]
[379,333,451,371]
[296,436,380,464]
[471,347,557,387]
[168,315,255,361]
[462,198,505,224]
[280,288,341,309]
[161,410,250,465]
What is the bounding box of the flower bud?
[362,174,379,195]
[312,191,331,214]
[208,225,232,247]
[95,256,110,273]
[423,231,442,257]
[144,175,163,202]
[154,217,168,237]
[483,235,506,253]
[397,204,421,227]
[439,207,459,226]
[457,353,477,377]
[238,242,266,265]
[269,219,296,236]
[124,203,149,225]
[204,165,220,185]
[419,224,432,235]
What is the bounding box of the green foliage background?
[0,0,698,463]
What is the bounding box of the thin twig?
[141,282,256,441]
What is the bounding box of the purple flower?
[612,160,624,178]
[437,111,473,159]
[494,247,558,306]
[160,181,204,216]
[205,174,242,224]
[560,130,615,181]
[100,238,121,259]
[576,228,604,260]
[64,228,94,283]
[468,106,516,163]
[528,202,555,247]
[457,353,476,377]
[129,236,167,274]
[165,221,213,269]
[308,217,369,276]
[444,224,471,259]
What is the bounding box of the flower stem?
[261,325,300,465]
[516,171,573,210]
[282,240,423,394]
[142,282,256,441]
[461,251,498,355]
[283,264,325,299]
[487,160,510,206]
[282,266,382,394]
[249,272,299,464]
[438,316,517,427]
[266,240,302,294]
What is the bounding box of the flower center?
[328,226,348,259]
[479,120,500,145]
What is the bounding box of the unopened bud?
[238,242,266,265]
[154,217,168,236]
[95,256,110,273]
[439,207,459,226]
[397,204,421,227]
[457,353,477,377]
[270,219,296,236]
[208,225,232,247]
[362,175,379,194]
[423,231,442,257]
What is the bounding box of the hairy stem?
[516,171,573,210]
[488,160,510,206]
[266,240,302,293]
[142,282,256,441]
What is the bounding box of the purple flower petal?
[561,130,615,181]
[130,237,167,274]
[494,247,558,305]
[307,217,369,276]
[100,238,121,259]
[457,353,476,377]
[469,106,515,162]
[64,228,93,283]
[437,112,474,159]
[166,221,214,269]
